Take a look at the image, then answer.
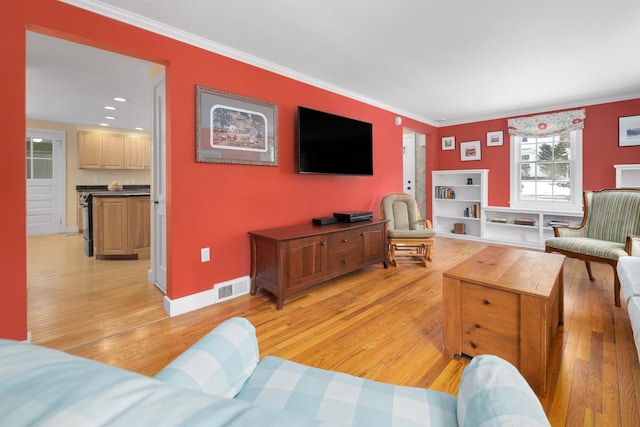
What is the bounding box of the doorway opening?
[25,31,167,349]
[402,129,427,218]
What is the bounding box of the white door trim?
[150,71,167,295]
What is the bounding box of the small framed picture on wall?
[486,130,503,146]
[460,140,481,161]
[619,115,640,147]
[441,136,455,150]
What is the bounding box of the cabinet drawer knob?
[475,323,481,329]
[321,241,326,246]
[342,239,348,243]
[469,341,478,349]
[342,259,348,264]
[483,299,490,305]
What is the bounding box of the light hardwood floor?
[27,233,640,426]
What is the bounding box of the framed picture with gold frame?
[195,85,278,166]
[441,136,455,151]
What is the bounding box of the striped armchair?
[545,189,640,306]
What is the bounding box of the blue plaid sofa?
[0,317,550,426]
[545,188,640,306]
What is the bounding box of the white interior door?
[150,71,167,294]
[402,133,416,198]
[26,128,65,236]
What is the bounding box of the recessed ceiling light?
[99,123,110,127]
[104,106,117,111]
[134,127,144,131]
[104,116,116,120]
[113,97,128,102]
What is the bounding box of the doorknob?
[153,200,159,205]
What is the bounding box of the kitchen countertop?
[76,185,150,193]
[90,191,150,197]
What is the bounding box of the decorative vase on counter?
[107,181,123,192]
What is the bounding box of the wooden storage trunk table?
[442,246,565,396]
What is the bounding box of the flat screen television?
[297,106,373,175]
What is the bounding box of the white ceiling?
[27,32,155,131]
[30,0,640,128]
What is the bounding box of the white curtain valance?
[507,109,586,137]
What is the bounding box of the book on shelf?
[514,218,536,226]
[434,186,456,199]
[463,203,481,219]
[490,216,508,223]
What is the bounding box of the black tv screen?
[297,106,373,175]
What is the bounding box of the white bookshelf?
[432,169,488,240]
[482,207,583,249]
[615,164,640,188]
[431,168,585,249]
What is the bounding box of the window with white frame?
[508,110,585,211]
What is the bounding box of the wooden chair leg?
[419,244,427,267]
[389,244,397,267]
[614,266,621,307]
[585,261,595,281]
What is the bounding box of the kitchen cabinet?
[248,219,388,309]
[78,131,124,169]
[127,196,151,256]
[92,195,150,259]
[124,135,151,169]
[78,131,150,170]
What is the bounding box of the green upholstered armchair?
[380,192,435,267]
[545,188,640,306]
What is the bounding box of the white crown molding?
[58,0,437,127]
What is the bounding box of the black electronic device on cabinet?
[312,217,338,225]
[333,211,373,223]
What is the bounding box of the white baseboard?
[163,275,251,317]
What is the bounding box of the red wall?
[437,100,640,206]
[1,0,437,339]
[3,1,638,341]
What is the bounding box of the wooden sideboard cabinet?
[249,219,389,309]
